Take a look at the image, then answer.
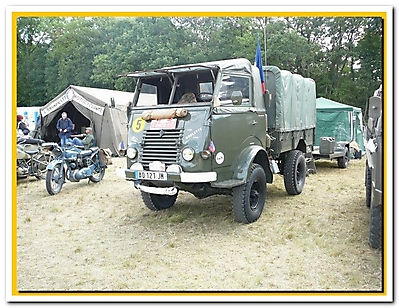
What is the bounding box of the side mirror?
[368,96,382,119]
[197,93,213,102]
[231,91,243,105]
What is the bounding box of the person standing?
[71,127,96,150]
[56,111,73,147]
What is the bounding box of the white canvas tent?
[36,85,134,155]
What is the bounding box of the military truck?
[121,58,316,223]
[364,87,383,249]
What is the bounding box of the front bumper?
[125,163,217,183]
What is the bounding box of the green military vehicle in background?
[122,58,316,223]
[364,86,383,249]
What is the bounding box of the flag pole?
[264,17,267,68]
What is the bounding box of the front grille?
[139,129,183,170]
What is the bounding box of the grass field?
[15,156,383,294]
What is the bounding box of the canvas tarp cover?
[129,57,253,78]
[315,97,365,151]
[38,85,133,155]
[264,66,316,132]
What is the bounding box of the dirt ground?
[15,155,383,296]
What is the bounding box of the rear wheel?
[89,166,106,182]
[34,152,54,180]
[283,150,306,195]
[45,163,64,195]
[232,163,266,224]
[89,154,106,183]
[337,147,350,168]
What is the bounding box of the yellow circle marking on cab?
[132,117,146,133]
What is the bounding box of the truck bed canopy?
[264,66,316,132]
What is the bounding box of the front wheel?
[369,203,382,249]
[232,163,266,224]
[45,163,64,195]
[283,150,307,195]
[141,187,178,211]
[365,162,372,208]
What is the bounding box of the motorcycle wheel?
[45,163,64,195]
[89,166,105,183]
[34,152,55,180]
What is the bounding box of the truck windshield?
[135,70,217,107]
[128,66,219,106]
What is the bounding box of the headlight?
[182,147,195,161]
[126,147,137,159]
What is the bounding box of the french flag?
[255,39,266,94]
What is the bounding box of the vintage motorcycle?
[17,137,54,180]
[45,143,106,195]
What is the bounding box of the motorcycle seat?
[24,148,40,155]
[18,138,44,145]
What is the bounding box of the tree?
[15,16,382,110]
[17,17,51,106]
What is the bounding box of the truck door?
[210,75,265,181]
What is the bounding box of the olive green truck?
[122,58,316,223]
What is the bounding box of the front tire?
[141,188,178,211]
[232,163,266,224]
[45,163,64,195]
[365,162,372,208]
[369,203,382,249]
[283,150,307,195]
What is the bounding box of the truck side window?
[218,75,251,106]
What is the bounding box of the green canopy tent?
[315,97,365,155]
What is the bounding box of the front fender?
[232,145,272,183]
[46,159,63,171]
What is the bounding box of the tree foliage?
[16,16,383,110]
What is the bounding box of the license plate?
[135,171,167,181]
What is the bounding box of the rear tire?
[89,166,106,183]
[232,163,266,224]
[45,163,64,195]
[338,147,350,168]
[89,154,106,183]
[283,150,306,195]
[34,152,54,180]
